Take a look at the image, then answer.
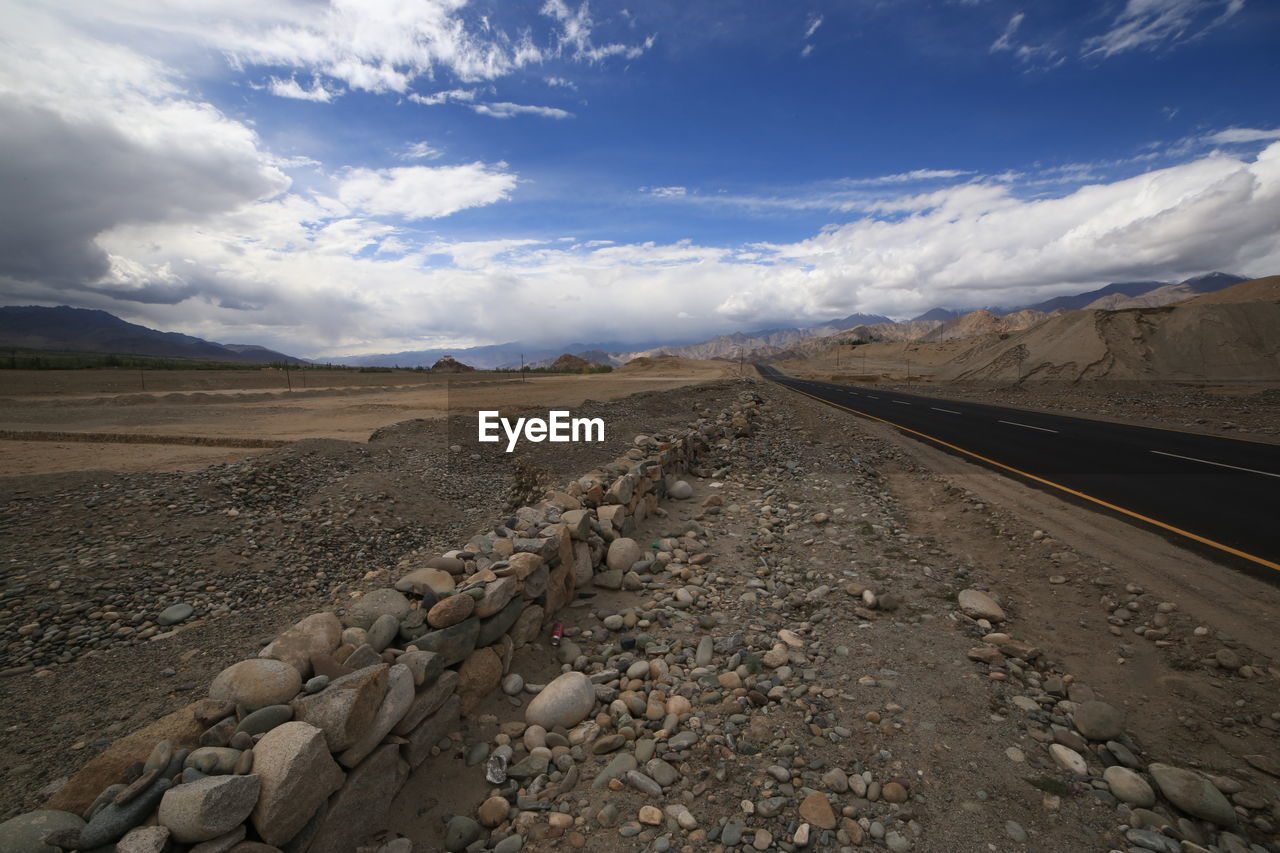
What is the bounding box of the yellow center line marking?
[1151,450,1280,479]
[778,383,1280,573]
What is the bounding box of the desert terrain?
[1,358,1278,853]
[0,359,740,476]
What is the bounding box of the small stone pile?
[0,392,765,853]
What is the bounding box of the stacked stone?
[9,392,763,853]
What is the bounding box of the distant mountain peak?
[911,307,959,322]
[0,305,306,364]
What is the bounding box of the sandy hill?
[936,289,1280,383]
[1180,274,1280,305]
[617,356,737,377]
[549,353,596,371]
[918,308,1051,342]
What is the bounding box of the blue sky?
[1,0,1278,356]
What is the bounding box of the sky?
[1,0,1278,358]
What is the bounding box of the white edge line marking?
[893,400,911,405]
[931,407,962,414]
[1151,450,1280,479]
[998,420,1059,434]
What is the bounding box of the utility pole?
[285,365,292,392]
[139,368,145,391]
[520,353,526,383]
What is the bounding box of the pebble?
[157,604,194,626]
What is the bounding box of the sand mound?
[937,297,1280,383]
[1179,274,1280,305]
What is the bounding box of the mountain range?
[0,306,306,364]
[0,274,1248,369]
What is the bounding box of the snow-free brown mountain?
[0,306,306,364]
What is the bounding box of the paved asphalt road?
[757,366,1280,577]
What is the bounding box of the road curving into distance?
[757,365,1280,579]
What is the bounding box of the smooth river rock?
[525,672,596,730]
[1148,763,1237,826]
[209,660,303,713]
[957,589,1006,622]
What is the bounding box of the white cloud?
[399,141,444,160]
[645,186,688,198]
[851,169,974,185]
[540,0,655,63]
[337,163,517,220]
[56,0,651,98]
[31,141,1278,357]
[1083,0,1244,58]
[470,101,573,119]
[989,11,1062,67]
[804,15,824,39]
[267,76,339,102]
[1205,127,1280,145]
[545,75,577,89]
[990,12,1025,52]
[800,44,815,58]
[0,3,288,291]
[408,88,477,106]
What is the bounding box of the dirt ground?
[2,371,1277,851]
[375,378,1279,852]
[0,361,737,476]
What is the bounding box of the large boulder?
[474,577,518,618]
[1148,763,1237,826]
[1073,701,1124,741]
[525,672,595,730]
[456,648,504,715]
[158,774,260,843]
[0,810,84,853]
[260,613,341,679]
[957,589,1006,622]
[508,605,544,647]
[606,538,642,573]
[476,597,524,648]
[506,553,543,580]
[309,745,410,853]
[209,660,302,712]
[392,671,459,736]
[291,665,388,753]
[394,568,455,598]
[250,723,345,847]
[1103,766,1155,808]
[427,594,475,629]
[407,617,479,667]
[79,777,171,848]
[344,589,411,630]
[337,664,415,768]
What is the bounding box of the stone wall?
[11,392,761,853]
